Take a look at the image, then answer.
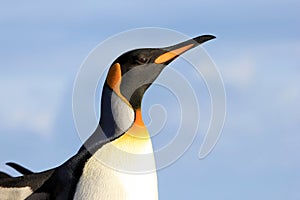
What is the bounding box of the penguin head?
[105,35,215,110]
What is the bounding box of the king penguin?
[0,34,215,200]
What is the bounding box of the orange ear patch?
[154,44,194,64]
[106,63,132,107]
[107,62,122,92]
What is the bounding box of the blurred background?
[0,1,299,199]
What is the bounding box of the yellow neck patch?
[112,108,151,154]
[124,108,149,139]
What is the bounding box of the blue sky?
[0,0,299,199]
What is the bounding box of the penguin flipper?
[25,193,50,200]
[0,169,54,193]
[6,162,33,175]
[0,171,11,179]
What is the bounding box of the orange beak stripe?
[154,43,194,64]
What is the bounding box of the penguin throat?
[134,108,145,127]
[125,108,150,139]
[128,84,149,110]
[99,84,149,138]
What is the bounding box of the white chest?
[73,134,158,200]
[0,186,32,200]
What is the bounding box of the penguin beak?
[154,35,216,64]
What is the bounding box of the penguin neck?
[74,91,158,199]
[99,84,136,138]
[81,84,149,154]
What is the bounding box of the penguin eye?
[136,56,148,64]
